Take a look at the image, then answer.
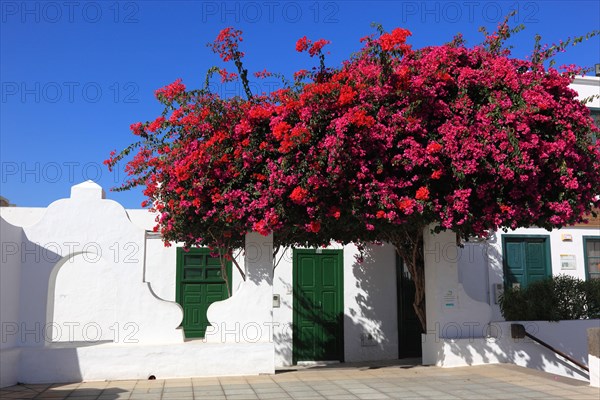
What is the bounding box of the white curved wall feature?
[49,253,116,342]
[19,181,183,346]
[205,232,274,345]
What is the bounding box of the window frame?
[583,236,600,280]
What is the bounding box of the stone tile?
[37,391,73,399]
[0,392,38,399]
[97,394,130,400]
[162,387,193,393]
[225,395,259,400]
[128,395,161,400]
[194,396,226,400]
[224,388,256,393]
[354,394,390,400]
[323,395,359,400]
[161,394,194,399]
[3,362,600,400]
[65,396,100,400]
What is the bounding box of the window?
[502,235,552,289]
[176,248,231,338]
[589,108,600,145]
[584,237,600,280]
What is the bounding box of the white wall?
[0,216,23,387]
[0,207,46,227]
[573,76,600,108]
[423,225,600,383]
[52,254,117,342]
[423,229,493,342]
[0,182,275,386]
[423,320,597,382]
[343,242,399,363]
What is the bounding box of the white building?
[1,77,598,387]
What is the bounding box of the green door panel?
[176,248,231,338]
[503,236,551,289]
[293,249,344,363]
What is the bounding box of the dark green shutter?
[176,248,231,338]
[503,236,551,288]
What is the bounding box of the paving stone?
[3,362,600,399]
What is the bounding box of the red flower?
[431,169,443,179]
[426,142,443,154]
[219,68,238,83]
[309,39,330,56]
[415,187,429,201]
[327,206,341,219]
[294,69,309,80]
[296,36,309,52]
[378,28,412,52]
[211,27,244,62]
[253,220,270,236]
[396,198,415,214]
[376,210,386,219]
[308,221,321,233]
[148,117,165,133]
[130,122,143,135]
[272,121,291,140]
[338,85,355,106]
[289,186,308,203]
[254,69,273,78]
[155,79,186,101]
[296,36,330,57]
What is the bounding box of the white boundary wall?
[421,227,599,382]
[0,182,275,386]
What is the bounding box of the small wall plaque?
[560,254,576,270]
[561,233,573,242]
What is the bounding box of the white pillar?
[421,228,492,365]
[205,232,275,344]
[589,328,600,387]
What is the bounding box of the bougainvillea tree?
[106,18,600,330]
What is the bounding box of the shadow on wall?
[432,321,592,381]
[350,244,393,353]
[290,283,343,361]
[244,236,273,285]
[274,277,293,364]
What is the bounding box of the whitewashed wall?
[573,76,600,108]
[422,227,600,383]
[422,320,597,382]
[0,217,23,387]
[0,182,272,386]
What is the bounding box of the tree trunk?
[389,226,427,332]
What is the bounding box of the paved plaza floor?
[1,361,598,400]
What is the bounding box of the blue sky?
[1,0,599,209]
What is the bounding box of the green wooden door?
[176,248,231,338]
[503,236,551,289]
[293,249,344,363]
